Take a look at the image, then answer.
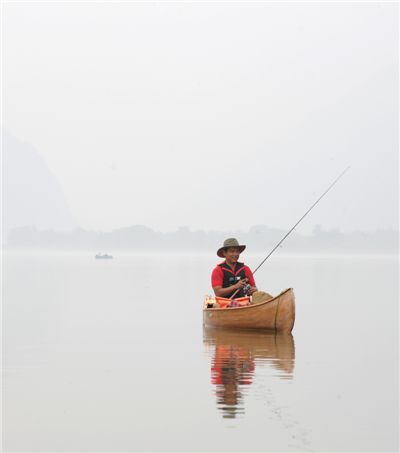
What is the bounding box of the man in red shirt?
[211,238,257,299]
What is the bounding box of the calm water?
[2,252,398,452]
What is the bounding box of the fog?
[2,2,398,239]
[2,5,399,451]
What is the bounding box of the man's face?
[223,247,241,263]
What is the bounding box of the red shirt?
[211,261,256,288]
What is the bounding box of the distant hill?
[2,133,397,255]
[2,132,76,240]
[5,224,398,255]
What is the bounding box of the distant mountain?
[2,132,76,242]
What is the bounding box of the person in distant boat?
[211,238,257,299]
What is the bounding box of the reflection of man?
[211,238,257,299]
[211,344,255,418]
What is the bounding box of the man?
[211,238,257,299]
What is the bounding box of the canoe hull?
[203,288,295,333]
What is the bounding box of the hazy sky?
[3,2,398,233]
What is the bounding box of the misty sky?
[3,2,398,234]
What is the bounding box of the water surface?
[2,252,398,451]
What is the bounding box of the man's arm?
[244,266,257,295]
[213,279,248,297]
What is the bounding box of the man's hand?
[248,286,258,295]
[234,278,248,291]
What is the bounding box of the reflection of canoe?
[204,328,295,418]
[203,288,295,333]
[203,327,295,376]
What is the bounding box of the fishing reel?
[242,283,251,295]
[236,277,251,296]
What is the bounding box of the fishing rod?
[230,166,350,299]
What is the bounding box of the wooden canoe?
[203,288,295,333]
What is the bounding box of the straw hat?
[217,238,246,257]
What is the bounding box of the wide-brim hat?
[217,238,246,257]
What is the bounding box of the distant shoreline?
[2,250,398,259]
[3,224,398,255]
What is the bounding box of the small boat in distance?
[95,253,113,259]
[203,288,295,333]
